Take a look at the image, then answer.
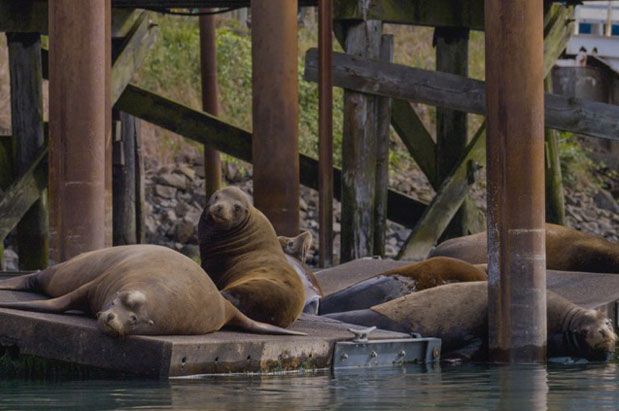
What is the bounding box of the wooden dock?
[1,258,618,378]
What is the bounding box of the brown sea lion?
[326,282,616,361]
[0,245,304,337]
[278,230,313,263]
[198,186,305,328]
[319,257,487,314]
[278,231,324,314]
[429,223,619,273]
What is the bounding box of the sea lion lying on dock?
[319,257,487,314]
[326,282,616,361]
[0,245,305,337]
[430,223,619,273]
[278,231,323,314]
[198,186,305,328]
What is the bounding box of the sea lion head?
[278,231,313,262]
[203,186,251,232]
[568,309,617,360]
[97,290,154,337]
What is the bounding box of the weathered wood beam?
[340,20,382,262]
[111,13,159,104]
[398,124,486,260]
[0,148,47,243]
[115,84,427,228]
[390,100,437,189]
[0,1,141,37]
[7,32,48,269]
[304,48,619,142]
[334,0,485,30]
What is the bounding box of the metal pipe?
[49,0,109,261]
[250,0,300,237]
[318,0,333,267]
[485,0,547,362]
[199,9,222,199]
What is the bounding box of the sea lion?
[278,231,323,314]
[198,186,306,328]
[278,230,313,263]
[0,245,304,337]
[429,223,619,273]
[319,257,487,314]
[326,282,616,361]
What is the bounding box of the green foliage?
[557,132,601,187]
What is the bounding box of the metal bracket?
[347,326,376,343]
[333,336,442,370]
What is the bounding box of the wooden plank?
[398,124,486,260]
[434,27,475,239]
[0,289,409,378]
[333,0,485,30]
[0,1,142,37]
[340,20,382,262]
[304,48,619,142]
[0,147,47,243]
[390,99,437,187]
[7,32,48,270]
[111,12,159,104]
[373,34,393,258]
[115,85,428,228]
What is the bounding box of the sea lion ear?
[122,291,147,309]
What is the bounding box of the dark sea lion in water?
[326,282,616,361]
[278,231,323,314]
[430,223,619,273]
[0,245,305,337]
[319,257,487,314]
[198,186,306,328]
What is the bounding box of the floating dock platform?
[1,258,618,378]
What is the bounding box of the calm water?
[1,363,619,410]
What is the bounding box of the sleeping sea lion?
[278,231,323,314]
[319,257,487,314]
[326,282,616,361]
[198,186,305,328]
[0,245,304,337]
[429,223,619,273]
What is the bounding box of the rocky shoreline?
[2,152,616,271]
[143,153,619,268]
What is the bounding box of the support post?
[200,10,222,199]
[318,0,333,267]
[112,111,141,245]
[340,20,382,262]
[485,0,547,362]
[7,32,48,269]
[435,26,477,238]
[544,76,565,225]
[49,0,110,261]
[373,34,393,257]
[250,0,300,237]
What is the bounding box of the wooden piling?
[49,0,110,261]
[485,0,547,362]
[199,10,222,200]
[318,0,334,267]
[250,0,300,237]
[340,20,382,262]
[544,76,565,226]
[435,27,477,239]
[7,32,48,269]
[373,34,393,258]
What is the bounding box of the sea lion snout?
[97,291,153,337]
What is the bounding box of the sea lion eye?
[130,314,137,323]
[234,204,241,212]
[288,241,293,248]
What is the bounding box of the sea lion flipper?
[0,285,89,314]
[0,272,40,291]
[225,301,306,336]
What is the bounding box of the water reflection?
[0,363,618,410]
